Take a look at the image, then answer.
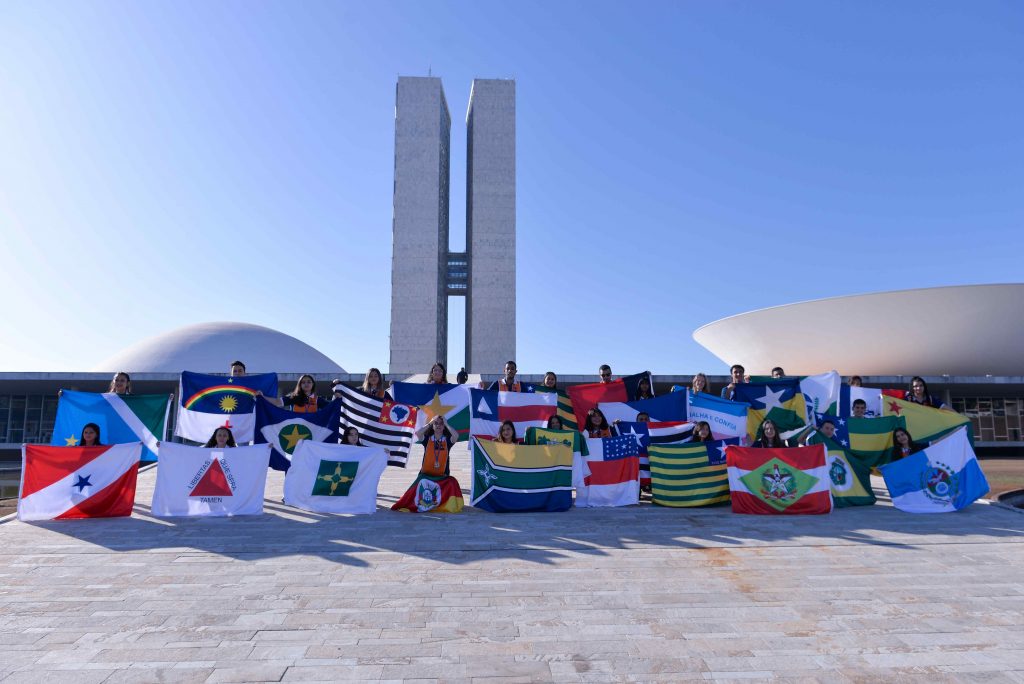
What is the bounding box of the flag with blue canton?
[815,413,850,448]
[706,437,740,466]
[734,379,808,442]
[175,371,278,444]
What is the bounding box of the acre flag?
[390,382,471,441]
[335,384,416,468]
[882,397,973,445]
[648,441,733,508]
[151,443,271,517]
[726,443,832,515]
[577,435,641,508]
[469,389,558,440]
[470,438,573,513]
[53,390,169,463]
[255,397,341,471]
[18,443,142,521]
[685,391,748,442]
[175,371,278,444]
[283,441,387,514]
[880,428,988,513]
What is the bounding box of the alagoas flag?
[52,390,169,462]
[254,397,341,471]
[685,391,749,442]
[175,371,278,444]
[648,440,734,508]
[151,443,271,517]
[883,396,973,445]
[577,435,641,508]
[726,443,832,515]
[18,443,142,521]
[880,428,989,513]
[806,431,876,507]
[598,391,687,425]
[283,441,388,514]
[469,389,558,440]
[390,382,471,441]
[734,380,808,443]
[470,437,573,513]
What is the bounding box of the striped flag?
[470,437,573,513]
[577,435,641,508]
[469,389,558,441]
[613,421,693,486]
[335,384,416,468]
[649,441,733,507]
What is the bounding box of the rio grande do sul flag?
[53,391,169,463]
[726,443,832,515]
[151,443,271,517]
[18,443,142,521]
[879,428,989,513]
[175,371,279,444]
[283,441,388,514]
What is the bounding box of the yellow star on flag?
[65,434,80,446]
[280,425,309,452]
[419,390,456,421]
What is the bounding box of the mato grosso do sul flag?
[175,371,278,444]
[254,396,341,471]
[53,390,169,463]
[726,443,833,515]
[18,443,143,521]
[151,443,271,517]
[879,428,989,513]
[470,437,574,513]
[283,441,388,515]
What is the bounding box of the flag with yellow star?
[389,382,471,441]
[175,371,279,444]
[254,396,341,471]
[284,441,388,514]
[52,390,170,462]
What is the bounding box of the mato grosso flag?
[254,397,341,471]
[648,440,735,508]
[335,384,416,468]
[283,441,388,514]
[175,371,278,444]
[151,443,271,517]
[18,443,142,521]
[53,390,169,463]
[390,382,471,441]
[879,428,989,513]
[470,437,573,512]
[726,443,832,515]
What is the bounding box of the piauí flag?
[254,397,341,471]
[649,441,734,508]
[684,391,749,442]
[726,443,832,515]
[392,473,464,513]
[283,441,388,514]
[335,384,416,468]
[883,396,973,445]
[524,426,589,493]
[175,371,278,444]
[18,443,142,521]
[807,432,876,507]
[151,443,271,517]
[613,421,694,486]
[577,435,640,508]
[817,413,906,468]
[379,399,418,428]
[800,371,841,420]
[469,388,558,441]
[880,428,989,513]
[52,390,169,463]
[735,380,808,443]
[390,382,471,441]
[598,391,687,425]
[470,437,573,513]
[839,384,882,418]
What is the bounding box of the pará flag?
[734,380,808,443]
[18,443,142,521]
[726,443,832,515]
[151,443,271,517]
[525,426,589,493]
[53,390,169,463]
[469,389,558,441]
[649,441,733,508]
[882,397,973,445]
[335,384,416,467]
[598,391,687,425]
[806,431,876,507]
[283,441,387,514]
[839,385,882,418]
[577,435,641,508]
[816,413,906,468]
[255,397,341,471]
[470,437,573,513]
[684,391,749,442]
[880,428,989,513]
[175,371,278,444]
[390,382,471,441]
[800,371,841,420]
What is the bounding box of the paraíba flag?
[175,371,278,444]
[649,441,732,508]
[726,443,832,515]
[880,428,989,513]
[685,391,749,442]
[335,384,416,468]
[390,382,471,441]
[882,396,973,445]
[470,437,573,513]
[598,391,687,425]
[18,442,142,521]
[283,441,388,514]
[577,434,640,508]
[151,443,271,517]
[53,390,169,463]
[255,396,341,471]
[469,388,558,441]
[734,379,809,443]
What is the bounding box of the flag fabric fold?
[53,391,169,462]
[598,391,687,425]
[470,437,573,512]
[255,397,341,471]
[806,432,876,507]
[649,440,733,508]
[151,443,271,517]
[735,380,809,443]
[390,382,471,441]
[685,391,749,442]
[880,428,988,513]
[283,441,388,514]
[577,435,641,508]
[524,426,590,494]
[469,389,558,441]
[335,384,416,467]
[726,443,832,515]
[175,371,278,444]
[799,371,842,420]
[613,421,693,486]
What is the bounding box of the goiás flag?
[379,399,418,428]
[18,443,142,521]
[151,443,271,517]
[576,434,641,508]
[726,443,832,515]
[283,441,388,514]
[806,430,876,507]
[879,428,989,513]
[470,437,573,513]
[648,440,736,508]
[734,379,808,443]
[390,382,471,441]
[598,391,687,425]
[524,426,589,493]
[684,391,749,442]
[175,371,278,444]
[613,420,694,486]
[53,390,169,463]
[882,396,973,445]
[254,396,341,471]
[469,388,557,441]
[335,384,416,468]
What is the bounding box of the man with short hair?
[230,360,246,377]
[488,361,521,392]
[720,364,744,400]
[771,367,785,379]
[852,399,867,418]
[598,364,613,383]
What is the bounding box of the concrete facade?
[389,77,451,375]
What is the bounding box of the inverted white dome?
[92,322,345,374]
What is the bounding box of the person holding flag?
[583,408,612,438]
[392,415,464,513]
[342,426,363,446]
[427,362,447,384]
[890,427,924,461]
[721,364,745,400]
[258,375,329,414]
[495,420,517,444]
[905,376,949,410]
[360,368,387,398]
[80,423,101,447]
[109,372,132,395]
[687,421,714,444]
[204,427,236,448]
[752,419,787,448]
[690,373,710,395]
[483,361,522,392]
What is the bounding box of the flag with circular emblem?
[254,396,341,471]
[284,441,387,514]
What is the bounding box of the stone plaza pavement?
[2,441,1024,683]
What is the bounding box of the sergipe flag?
[577,435,641,508]
[566,380,627,431]
[175,371,278,444]
[839,385,883,418]
[18,443,142,521]
[649,441,733,508]
[283,441,388,514]
[685,391,749,442]
[882,397,973,445]
[335,384,416,468]
[598,391,687,424]
[52,390,169,462]
[470,437,573,513]
[469,389,558,441]
[379,399,418,428]
[726,443,832,515]
[880,428,989,513]
[390,382,471,441]
[151,443,271,517]
[254,397,341,471]
[734,380,808,443]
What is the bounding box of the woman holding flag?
[204,427,236,448]
[392,415,464,513]
[582,408,612,438]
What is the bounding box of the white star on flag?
[757,386,788,411]
[627,427,644,448]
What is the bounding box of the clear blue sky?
[2,1,1022,375]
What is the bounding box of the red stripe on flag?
[729,490,831,515]
[21,445,114,499]
[567,380,628,431]
[498,404,557,422]
[585,456,639,486]
[55,464,140,519]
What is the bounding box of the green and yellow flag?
[882,397,972,445]
[648,442,730,507]
[807,432,875,507]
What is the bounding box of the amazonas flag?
[577,435,641,508]
[255,397,341,471]
[151,443,271,517]
[390,382,471,441]
[726,443,832,515]
[283,441,388,514]
[175,371,278,444]
[18,443,142,521]
[469,388,557,441]
[471,438,573,513]
[53,390,169,462]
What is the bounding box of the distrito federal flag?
[151,443,271,517]
[283,441,388,514]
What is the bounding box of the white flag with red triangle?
[151,443,271,517]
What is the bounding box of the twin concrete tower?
[389,77,516,376]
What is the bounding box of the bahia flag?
[53,390,169,463]
[839,384,883,418]
[18,443,142,521]
[254,397,341,471]
[726,443,832,515]
[334,384,416,468]
[685,391,749,442]
[175,371,278,444]
[648,440,735,508]
[734,380,808,443]
[806,430,876,507]
[390,382,471,441]
[525,426,589,493]
[470,437,574,513]
[882,397,973,445]
[598,391,687,425]
[283,441,388,514]
[880,428,989,513]
[799,371,842,420]
[577,434,641,508]
[469,389,558,441]
[151,443,271,517]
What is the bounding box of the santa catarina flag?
[577,435,641,508]
[726,443,832,515]
[880,428,988,513]
[599,391,687,425]
[283,441,387,514]
[255,397,341,471]
[685,391,749,442]
[649,441,735,508]
[735,379,809,443]
[800,371,841,420]
[175,371,278,444]
[806,432,876,507]
[469,389,558,441]
[390,382,471,441]
[839,385,883,418]
[883,397,973,445]
[525,426,589,492]
[335,384,416,468]
[151,443,271,517]
[18,443,142,521]
[470,437,573,513]
[53,390,169,463]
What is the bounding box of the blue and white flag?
[684,391,748,443]
[598,391,687,424]
[52,390,169,462]
[800,371,841,421]
[838,384,882,418]
[254,397,341,471]
[174,371,278,444]
[879,428,989,513]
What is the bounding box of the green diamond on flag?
[311,460,359,497]
[739,457,820,512]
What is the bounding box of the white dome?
[92,322,346,374]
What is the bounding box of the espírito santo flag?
[470,437,573,512]
[254,396,341,471]
[151,443,271,517]
[283,441,387,514]
[53,390,169,463]
[726,443,832,515]
[390,382,471,441]
[175,371,278,444]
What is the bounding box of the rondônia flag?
[726,443,832,515]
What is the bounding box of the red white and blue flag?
[577,434,641,508]
[469,389,558,441]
